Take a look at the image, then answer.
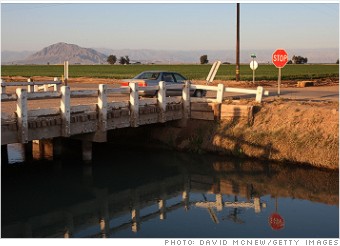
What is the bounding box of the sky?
[1,1,339,52]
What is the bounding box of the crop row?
[1,64,338,81]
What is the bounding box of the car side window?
[136,72,159,80]
[173,73,187,83]
[162,73,175,82]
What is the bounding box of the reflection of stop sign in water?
[269,213,285,230]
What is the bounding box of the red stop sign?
[272,49,288,68]
[269,213,285,230]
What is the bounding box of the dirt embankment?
[151,100,339,170]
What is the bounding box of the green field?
[1,64,338,81]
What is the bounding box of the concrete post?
[98,84,107,131]
[53,77,58,92]
[182,190,189,211]
[16,88,28,143]
[159,198,167,220]
[255,86,264,103]
[60,86,71,137]
[182,81,190,118]
[254,197,261,213]
[216,84,225,103]
[216,194,223,212]
[64,61,69,86]
[99,201,110,238]
[178,81,191,127]
[129,82,139,127]
[27,78,34,93]
[157,81,166,123]
[131,206,140,233]
[1,79,6,94]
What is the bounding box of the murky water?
[1,144,338,238]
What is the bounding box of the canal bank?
[150,100,339,170]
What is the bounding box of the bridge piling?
[82,140,92,162]
[1,144,9,165]
[24,141,33,162]
[52,138,63,160]
[32,139,53,160]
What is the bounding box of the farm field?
[1,64,339,81]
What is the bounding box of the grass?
[1,64,339,81]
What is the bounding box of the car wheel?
[194,90,203,98]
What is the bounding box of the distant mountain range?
[2,42,107,65]
[1,42,338,65]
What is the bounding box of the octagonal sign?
[269,213,285,230]
[272,49,288,68]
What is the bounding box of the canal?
[1,143,338,238]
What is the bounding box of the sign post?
[269,213,285,230]
[268,197,285,231]
[250,53,258,84]
[272,49,288,97]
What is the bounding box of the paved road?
[221,85,339,102]
[265,86,339,101]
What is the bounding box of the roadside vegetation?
[1,64,338,81]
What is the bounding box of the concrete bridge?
[1,80,268,163]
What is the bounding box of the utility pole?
[236,3,240,81]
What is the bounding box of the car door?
[173,73,195,96]
[161,72,177,96]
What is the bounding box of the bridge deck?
[1,81,266,145]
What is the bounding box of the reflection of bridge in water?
[2,166,267,238]
[2,154,338,238]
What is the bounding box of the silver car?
[121,71,206,97]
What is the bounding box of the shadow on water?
[1,143,338,238]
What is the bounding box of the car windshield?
[134,72,160,80]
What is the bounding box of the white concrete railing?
[154,84,268,103]
[190,84,269,103]
[1,78,62,94]
[3,82,188,143]
[1,81,269,144]
[1,80,269,103]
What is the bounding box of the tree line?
[107,54,339,65]
[200,55,339,65]
[107,55,130,65]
